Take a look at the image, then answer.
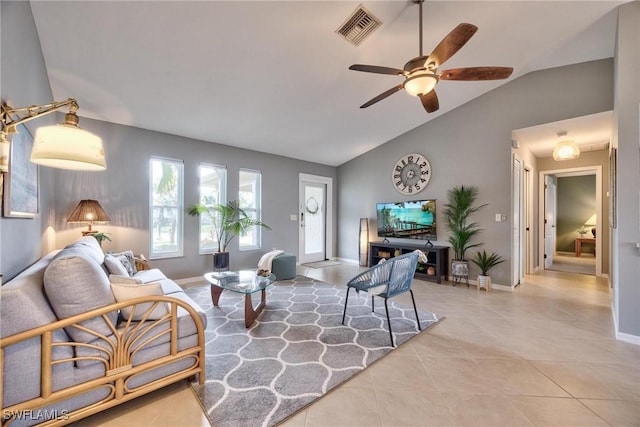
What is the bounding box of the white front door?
[299,179,328,264]
[544,175,556,269]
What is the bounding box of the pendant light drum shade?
[31,124,106,171]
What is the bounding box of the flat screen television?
[376,200,436,242]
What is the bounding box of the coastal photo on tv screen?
[376,200,436,240]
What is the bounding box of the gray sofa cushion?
[133,268,167,283]
[44,256,118,343]
[61,236,105,265]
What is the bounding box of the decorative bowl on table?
[256,269,271,278]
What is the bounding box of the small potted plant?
[470,249,504,290]
[92,232,112,248]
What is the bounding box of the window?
[198,164,227,253]
[238,169,262,250]
[149,157,184,258]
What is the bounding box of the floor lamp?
[359,218,369,266]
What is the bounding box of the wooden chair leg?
[342,287,351,325]
[383,298,394,347]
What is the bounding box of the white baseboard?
[611,302,640,346]
[616,331,640,345]
[444,276,513,292]
[491,283,515,292]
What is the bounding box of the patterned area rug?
[185,276,442,427]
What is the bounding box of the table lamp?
[584,214,597,238]
[67,199,110,236]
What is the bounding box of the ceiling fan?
[349,0,513,113]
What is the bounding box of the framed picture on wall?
[609,147,616,228]
[3,124,39,218]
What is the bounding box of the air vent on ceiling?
[336,5,382,47]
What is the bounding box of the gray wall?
[338,59,614,288]
[612,2,640,338]
[0,1,56,281]
[556,175,596,253]
[51,119,337,280]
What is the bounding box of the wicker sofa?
[1,237,206,426]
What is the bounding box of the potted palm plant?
[470,249,504,290]
[187,200,271,269]
[92,232,112,248]
[443,185,487,282]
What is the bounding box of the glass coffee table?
[204,270,276,328]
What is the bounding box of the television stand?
[369,241,448,284]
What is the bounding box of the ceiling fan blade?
[419,90,439,113]
[349,64,405,76]
[360,84,404,108]
[428,23,478,68]
[439,67,514,81]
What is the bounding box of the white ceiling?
[29,1,624,167]
[513,111,612,158]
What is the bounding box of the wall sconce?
[359,217,369,266]
[67,199,110,236]
[0,98,106,171]
[553,131,580,161]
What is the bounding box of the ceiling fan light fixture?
[403,72,439,97]
[553,140,580,161]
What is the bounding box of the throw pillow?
[110,282,168,321]
[109,274,143,284]
[104,254,129,277]
[109,250,137,276]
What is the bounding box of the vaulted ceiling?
[30,1,624,166]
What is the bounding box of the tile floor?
[78,264,639,426]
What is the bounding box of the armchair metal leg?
[383,298,394,347]
[342,287,351,325]
[371,295,375,312]
[409,289,421,331]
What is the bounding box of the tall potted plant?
[443,185,487,281]
[470,249,504,290]
[187,200,271,269]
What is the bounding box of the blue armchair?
[341,252,420,346]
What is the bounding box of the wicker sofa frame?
[1,294,205,426]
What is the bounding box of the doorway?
[298,174,333,264]
[539,167,602,277]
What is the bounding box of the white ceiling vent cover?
[336,5,382,46]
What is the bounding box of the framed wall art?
[3,124,39,218]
